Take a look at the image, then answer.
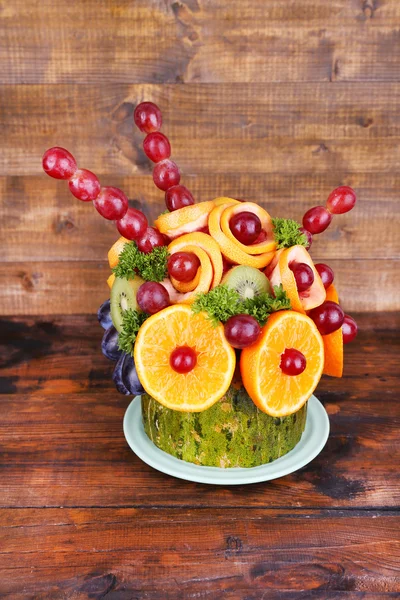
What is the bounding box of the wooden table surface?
[1,311,399,598]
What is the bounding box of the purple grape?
[97,299,113,330]
[112,354,145,396]
[101,326,122,361]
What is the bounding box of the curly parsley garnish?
[118,309,149,354]
[272,217,308,249]
[113,241,169,282]
[192,284,291,327]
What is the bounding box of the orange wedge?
[168,232,223,289]
[209,204,275,268]
[107,273,115,289]
[108,236,129,268]
[220,202,276,255]
[240,311,324,417]
[134,304,236,412]
[154,201,215,239]
[322,285,343,377]
[268,245,326,313]
[167,245,213,303]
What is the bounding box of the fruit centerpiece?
[42,102,358,468]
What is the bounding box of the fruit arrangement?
[43,101,358,467]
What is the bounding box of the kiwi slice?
[222,265,272,300]
[110,276,144,333]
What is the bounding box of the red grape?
[170,346,197,374]
[153,159,181,191]
[165,185,195,211]
[224,314,261,349]
[342,314,358,344]
[299,227,313,249]
[229,212,262,245]
[290,262,314,292]
[167,252,200,282]
[137,281,170,314]
[326,186,356,214]
[93,186,128,220]
[302,206,332,235]
[136,227,166,253]
[308,301,344,336]
[116,208,148,241]
[134,102,162,133]
[315,263,334,289]
[280,348,307,376]
[42,147,77,180]
[143,132,171,163]
[68,168,100,201]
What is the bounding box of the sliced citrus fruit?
[268,245,326,313]
[168,245,213,303]
[108,236,129,268]
[134,304,236,411]
[107,273,116,289]
[220,202,276,255]
[209,204,275,268]
[240,311,324,417]
[154,201,215,239]
[168,231,223,288]
[213,197,241,207]
[322,285,343,377]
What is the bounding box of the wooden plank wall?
[1,0,399,315]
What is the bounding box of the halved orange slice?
[209,204,275,268]
[168,231,223,289]
[154,201,215,239]
[268,245,326,313]
[220,202,276,255]
[108,236,129,268]
[240,311,324,416]
[134,304,236,411]
[322,285,343,377]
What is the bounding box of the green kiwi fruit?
[110,276,144,333]
[222,265,272,300]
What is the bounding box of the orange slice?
[168,231,223,289]
[213,197,241,207]
[268,245,326,313]
[220,202,276,255]
[107,273,115,289]
[209,204,275,268]
[108,236,129,268]
[240,311,324,417]
[134,304,236,412]
[322,285,343,377]
[154,201,215,239]
[168,245,213,303]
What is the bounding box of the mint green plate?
[123,395,329,485]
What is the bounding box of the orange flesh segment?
[240,311,324,417]
[134,305,236,412]
[269,245,326,313]
[220,202,276,255]
[154,201,215,239]
[108,236,129,268]
[209,205,275,269]
[322,284,343,377]
[168,231,223,289]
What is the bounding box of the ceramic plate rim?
[123,395,330,485]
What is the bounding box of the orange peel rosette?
[168,231,223,289]
[154,201,215,239]
[208,201,275,268]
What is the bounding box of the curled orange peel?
[168,231,223,289]
[220,202,276,255]
[154,201,215,239]
[165,245,213,304]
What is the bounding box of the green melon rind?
[141,385,307,468]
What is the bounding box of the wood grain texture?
[1,0,400,84]
[1,313,399,510]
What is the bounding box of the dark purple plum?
[97,299,113,330]
[101,326,122,361]
[112,353,145,396]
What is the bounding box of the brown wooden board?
[1,1,400,84]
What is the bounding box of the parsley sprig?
[113,241,169,282]
[272,218,308,249]
[192,284,291,327]
[118,309,149,354]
